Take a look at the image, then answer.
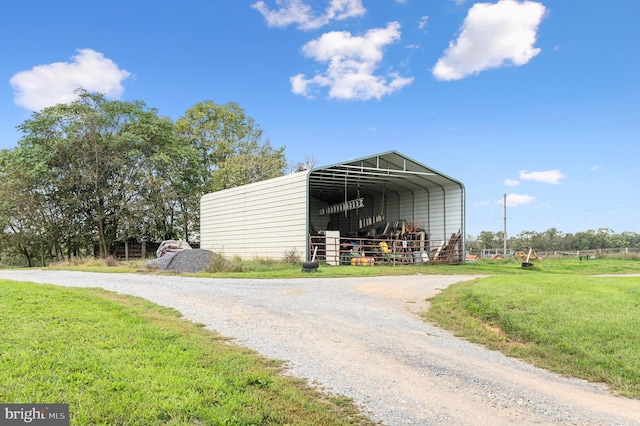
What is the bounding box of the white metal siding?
[444,185,464,235]
[384,191,400,222]
[200,171,309,259]
[424,184,464,247]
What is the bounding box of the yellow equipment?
[514,248,538,261]
[515,247,537,269]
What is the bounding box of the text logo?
[1,405,68,425]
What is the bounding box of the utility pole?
[503,193,507,256]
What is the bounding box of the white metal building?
[200,151,465,262]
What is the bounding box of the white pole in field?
[503,193,507,256]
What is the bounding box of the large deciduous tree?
[12,90,191,258]
[174,101,286,240]
[0,148,45,266]
[175,101,286,193]
[2,94,289,264]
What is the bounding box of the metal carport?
[200,151,465,262]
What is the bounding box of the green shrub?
[282,248,301,264]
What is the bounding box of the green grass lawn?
[0,281,374,425]
[423,269,640,398]
[2,255,639,425]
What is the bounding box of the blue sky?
[1,0,638,238]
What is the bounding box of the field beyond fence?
[477,247,640,259]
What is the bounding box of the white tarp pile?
[156,240,192,258]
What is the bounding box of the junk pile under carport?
[313,220,462,266]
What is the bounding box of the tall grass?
[40,254,640,279]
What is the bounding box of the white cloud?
[291,22,414,100]
[590,164,603,171]
[473,199,491,206]
[519,169,566,184]
[432,0,546,81]
[252,0,365,31]
[500,193,535,207]
[9,49,130,111]
[504,178,520,186]
[418,16,429,30]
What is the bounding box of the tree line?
[0,91,287,266]
[467,227,640,253]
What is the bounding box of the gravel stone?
[1,270,639,426]
[147,249,217,273]
[147,252,176,270]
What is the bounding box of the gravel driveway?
[2,270,639,425]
